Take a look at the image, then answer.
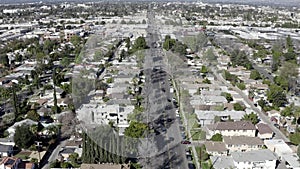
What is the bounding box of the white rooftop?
[232,149,277,162]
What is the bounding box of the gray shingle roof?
[214,121,256,130]
[256,123,273,134]
[0,144,12,152]
[232,149,277,162]
[204,141,227,152]
[223,136,263,146]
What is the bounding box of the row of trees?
[82,131,127,164]
[163,35,187,56]
[229,50,253,70]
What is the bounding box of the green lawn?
[191,130,206,140]
[14,151,31,160]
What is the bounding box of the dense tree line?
[229,49,253,70]
[163,35,187,56]
[82,129,127,164]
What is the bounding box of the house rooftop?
[210,156,234,169]
[282,153,300,168]
[212,121,256,131]
[264,139,293,156]
[0,157,19,167]
[0,144,13,152]
[223,136,263,146]
[195,110,245,121]
[204,141,227,152]
[232,149,277,162]
[60,148,76,154]
[80,164,129,169]
[256,123,273,134]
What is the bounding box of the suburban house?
[231,149,277,169]
[0,144,13,157]
[195,110,245,126]
[0,138,15,146]
[282,153,300,169]
[223,136,264,154]
[264,139,294,160]
[205,121,256,139]
[204,141,228,156]
[59,148,76,161]
[0,157,36,169]
[210,156,235,169]
[80,164,130,169]
[7,119,37,136]
[0,157,21,169]
[266,110,281,124]
[256,123,274,140]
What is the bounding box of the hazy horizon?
[0,0,300,7]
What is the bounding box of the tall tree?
[242,112,259,124]
[267,84,288,107]
[14,124,36,149]
[12,83,19,121]
[53,68,58,114]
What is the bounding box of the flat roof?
[210,156,235,169]
[232,149,277,162]
[282,153,300,168]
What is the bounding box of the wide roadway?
[138,10,188,169]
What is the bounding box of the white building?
[223,136,263,153]
[231,149,277,169]
[205,121,256,139]
[264,139,293,159]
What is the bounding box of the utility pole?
[35,141,42,168]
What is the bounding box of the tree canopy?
[221,92,233,103]
[211,133,223,142]
[230,50,253,70]
[250,70,262,80]
[14,124,36,149]
[124,121,148,138]
[233,103,246,111]
[242,112,259,124]
[267,84,288,107]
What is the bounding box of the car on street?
[181,140,191,144]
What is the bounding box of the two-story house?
[231,149,277,169]
[205,121,256,139]
[223,136,264,154]
[204,141,228,156]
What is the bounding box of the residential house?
[204,141,228,156]
[0,157,21,169]
[282,153,300,169]
[7,119,37,136]
[195,110,245,126]
[0,144,13,157]
[267,110,281,124]
[205,121,256,139]
[80,164,130,169]
[264,139,293,160]
[223,136,263,153]
[256,123,274,140]
[190,95,227,108]
[59,148,76,161]
[231,149,277,169]
[210,156,235,169]
[17,162,35,169]
[0,138,15,146]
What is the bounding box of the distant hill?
[0,0,300,7]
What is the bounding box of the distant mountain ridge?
[0,0,300,7]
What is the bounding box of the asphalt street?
[138,9,188,169]
[211,68,289,142]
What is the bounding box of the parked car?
[181,140,191,144]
